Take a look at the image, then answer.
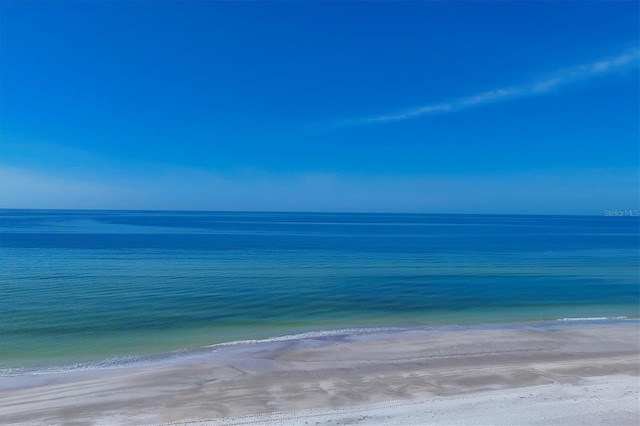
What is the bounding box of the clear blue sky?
[1,1,638,213]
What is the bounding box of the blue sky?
[1,1,638,213]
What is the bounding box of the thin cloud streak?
[359,48,639,125]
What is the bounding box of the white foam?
[556,316,628,322]
[204,327,406,348]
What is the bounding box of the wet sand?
[2,322,639,425]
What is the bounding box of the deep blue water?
[1,210,638,372]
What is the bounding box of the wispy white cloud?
[357,47,639,125]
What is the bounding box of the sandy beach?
[2,322,639,425]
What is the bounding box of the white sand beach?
[186,375,639,426]
[2,323,639,425]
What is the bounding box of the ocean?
[1,210,638,374]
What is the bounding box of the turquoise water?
[1,210,638,372]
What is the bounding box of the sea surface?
[1,210,638,374]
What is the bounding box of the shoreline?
[2,320,639,425]
[1,317,637,378]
